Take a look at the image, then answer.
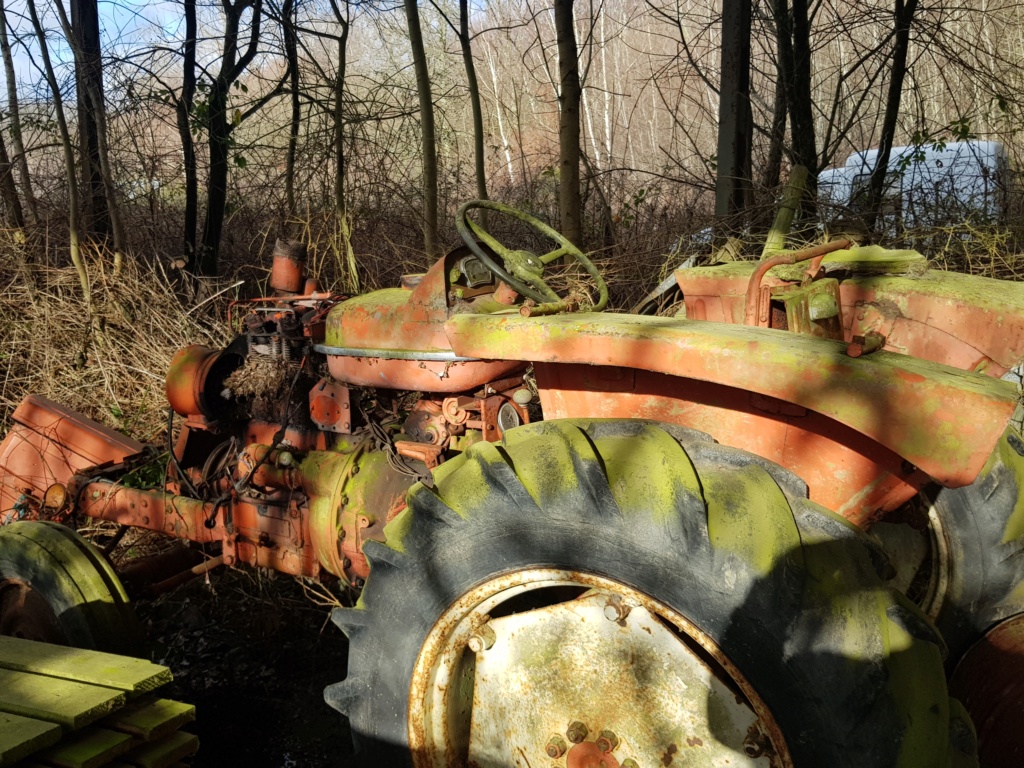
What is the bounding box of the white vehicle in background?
[818,140,1009,228]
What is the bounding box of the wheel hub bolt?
[545,735,567,758]
[742,732,766,758]
[603,596,630,622]
[566,721,589,743]
[596,730,619,753]
[467,623,496,653]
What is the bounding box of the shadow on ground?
[135,570,353,768]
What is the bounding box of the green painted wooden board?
[0,711,60,767]
[0,668,125,729]
[102,700,194,742]
[120,731,198,768]
[37,727,135,768]
[0,638,171,694]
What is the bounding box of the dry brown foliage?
[0,239,232,440]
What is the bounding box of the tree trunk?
[197,0,263,275]
[198,83,231,276]
[404,0,438,258]
[69,0,108,238]
[761,65,788,192]
[176,0,198,267]
[554,0,582,247]
[0,127,24,230]
[774,0,818,197]
[26,0,91,317]
[58,0,126,270]
[789,0,817,199]
[714,0,752,223]
[328,0,358,292]
[282,0,299,228]
[0,0,36,225]
[459,0,488,223]
[864,0,919,232]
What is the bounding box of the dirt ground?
[134,570,356,768]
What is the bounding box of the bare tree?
[176,0,198,266]
[864,0,920,231]
[197,0,287,275]
[404,0,439,258]
[0,0,35,225]
[715,0,752,220]
[54,0,127,271]
[25,0,91,317]
[554,0,582,246]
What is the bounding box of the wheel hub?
[0,581,65,644]
[409,569,789,768]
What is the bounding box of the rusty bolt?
[596,730,619,753]
[742,733,765,758]
[467,623,496,653]
[566,721,588,744]
[545,735,567,758]
[603,597,630,622]
[621,761,640,768]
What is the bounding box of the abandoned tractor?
[1,199,1022,766]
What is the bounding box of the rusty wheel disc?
[0,580,66,644]
[0,521,141,653]
[409,569,790,768]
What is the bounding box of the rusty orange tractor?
[1,199,1022,766]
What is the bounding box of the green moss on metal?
[848,268,1024,317]
[589,426,702,523]
[702,464,800,576]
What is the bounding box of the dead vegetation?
[0,236,232,437]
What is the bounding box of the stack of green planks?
[0,636,197,768]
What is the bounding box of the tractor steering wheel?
[456,200,608,311]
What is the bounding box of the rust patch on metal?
[950,613,1024,766]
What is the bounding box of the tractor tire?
[927,425,1024,663]
[326,419,972,767]
[0,521,141,655]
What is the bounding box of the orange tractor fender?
[444,311,1018,523]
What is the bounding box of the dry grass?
[0,239,233,440]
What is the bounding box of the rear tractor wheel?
[327,419,974,767]
[0,521,141,654]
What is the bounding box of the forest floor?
[134,569,355,768]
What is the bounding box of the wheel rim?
[0,580,67,644]
[409,568,791,768]
[870,500,950,620]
